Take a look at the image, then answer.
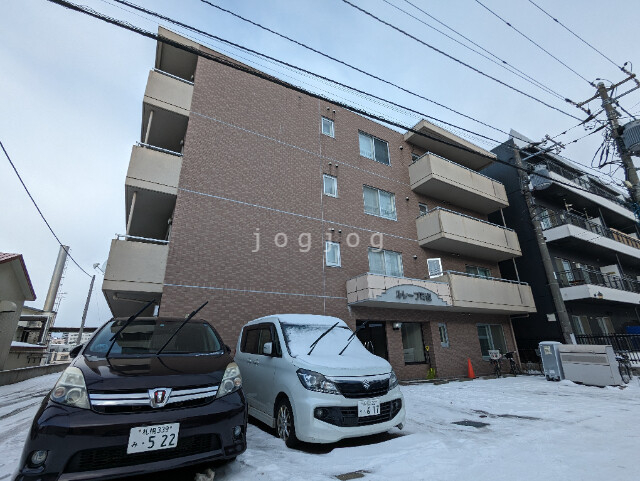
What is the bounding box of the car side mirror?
[262,342,273,356]
[69,344,83,359]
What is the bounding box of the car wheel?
[276,398,299,448]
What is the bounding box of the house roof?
[0,253,36,301]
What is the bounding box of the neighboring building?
[484,131,640,359]
[101,28,536,379]
[47,342,72,364]
[5,341,46,370]
[54,329,96,345]
[14,306,52,345]
[0,253,36,371]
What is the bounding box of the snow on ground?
[1,374,639,481]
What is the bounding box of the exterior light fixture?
[596,292,604,299]
[413,255,418,259]
[392,322,402,330]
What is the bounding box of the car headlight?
[296,369,340,395]
[50,366,90,409]
[389,370,399,390]
[216,362,242,398]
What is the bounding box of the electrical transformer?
[622,119,640,155]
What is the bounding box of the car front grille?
[64,434,220,473]
[315,399,402,427]
[89,385,218,414]
[333,378,390,399]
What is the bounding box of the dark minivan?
[14,315,246,481]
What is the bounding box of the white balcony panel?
[417,209,522,261]
[409,154,508,214]
[445,273,536,314]
[545,224,640,262]
[144,69,193,115]
[560,284,640,305]
[126,145,181,197]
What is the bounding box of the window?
[363,186,396,220]
[401,323,426,363]
[241,324,281,356]
[556,258,575,283]
[368,247,403,277]
[359,131,390,165]
[321,117,334,138]
[571,315,592,335]
[539,209,552,230]
[418,203,428,217]
[596,316,614,335]
[325,241,341,267]
[477,324,507,358]
[427,258,443,278]
[411,152,421,162]
[438,323,449,348]
[323,174,337,197]
[466,265,491,278]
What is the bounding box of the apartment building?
[484,131,640,359]
[101,28,535,379]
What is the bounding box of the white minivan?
[235,314,405,447]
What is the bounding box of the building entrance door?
[356,321,388,360]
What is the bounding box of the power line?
[474,0,594,87]
[340,0,583,120]
[1,140,92,278]
[527,0,620,70]
[385,0,566,101]
[43,0,623,202]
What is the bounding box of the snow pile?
[2,374,639,480]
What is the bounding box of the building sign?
[370,285,450,308]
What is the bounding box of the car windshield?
[85,319,223,357]
[281,323,368,357]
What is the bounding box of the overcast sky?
[2,0,639,328]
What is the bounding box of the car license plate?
[358,399,381,417]
[127,423,179,454]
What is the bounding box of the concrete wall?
[0,263,28,371]
[0,362,68,387]
[126,145,182,196]
[144,69,193,115]
[103,239,168,292]
[446,273,535,313]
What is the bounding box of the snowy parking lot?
[1,373,638,481]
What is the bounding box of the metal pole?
[597,82,640,204]
[500,208,521,282]
[126,191,137,236]
[512,146,574,343]
[77,275,95,345]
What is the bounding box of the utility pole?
[77,275,95,345]
[596,82,640,205]
[512,145,574,344]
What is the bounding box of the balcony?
[530,162,635,229]
[125,144,180,241]
[409,153,508,214]
[539,208,640,264]
[102,236,169,317]
[556,268,640,305]
[144,69,193,116]
[155,26,199,82]
[416,207,522,261]
[444,272,536,314]
[404,119,496,171]
[346,272,535,314]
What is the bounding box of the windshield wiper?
[339,322,368,356]
[105,299,156,358]
[307,322,339,355]
[156,301,208,355]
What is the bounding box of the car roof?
[247,314,348,327]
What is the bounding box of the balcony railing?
[556,268,640,294]
[538,208,640,250]
[532,160,628,208]
[443,270,529,285]
[576,334,640,365]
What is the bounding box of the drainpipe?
[126,191,137,236]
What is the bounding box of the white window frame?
[358,131,390,165]
[363,185,397,220]
[321,117,334,138]
[325,241,341,267]
[427,258,443,278]
[438,323,449,348]
[367,247,404,277]
[323,174,338,197]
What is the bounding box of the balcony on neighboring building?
[102,236,169,317]
[346,272,535,314]
[556,267,640,305]
[125,144,179,241]
[530,161,635,229]
[538,207,640,264]
[404,119,496,171]
[416,207,522,261]
[409,152,509,214]
[156,26,199,83]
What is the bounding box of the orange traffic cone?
[467,358,476,379]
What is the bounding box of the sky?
[2,0,640,328]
